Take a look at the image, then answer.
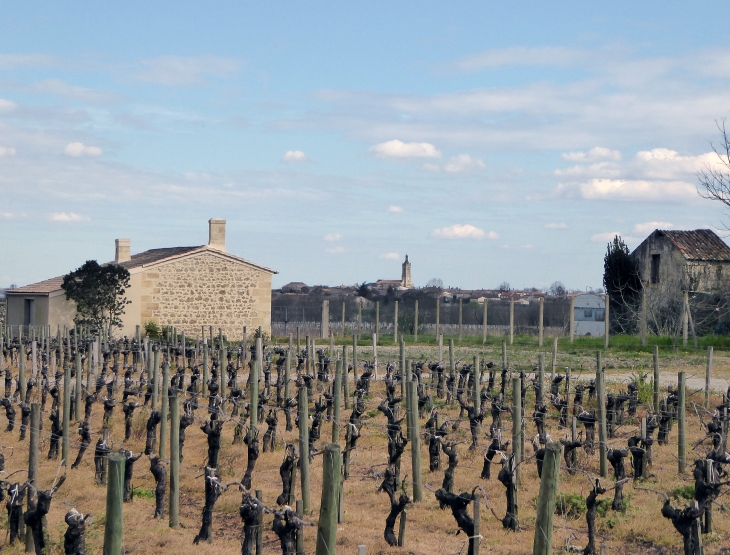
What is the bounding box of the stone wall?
[139,250,272,338]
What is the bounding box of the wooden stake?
[533,442,562,555]
[103,453,125,555]
[299,387,310,512]
[169,392,180,528]
[678,371,686,473]
[315,444,342,555]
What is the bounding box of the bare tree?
[698,120,730,221]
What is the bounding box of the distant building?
[370,255,415,294]
[5,219,276,337]
[281,282,308,293]
[573,294,606,336]
[401,255,413,288]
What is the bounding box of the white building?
[573,294,605,336]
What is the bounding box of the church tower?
[401,255,413,288]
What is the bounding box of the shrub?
[671,484,695,500]
[555,493,586,519]
[144,321,160,339]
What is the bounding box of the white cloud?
[1,211,22,219]
[0,98,18,112]
[544,222,568,229]
[633,221,673,234]
[431,224,497,239]
[501,243,534,249]
[64,142,103,157]
[562,147,621,162]
[282,150,308,163]
[50,212,89,223]
[380,252,400,260]
[325,246,344,254]
[591,231,622,243]
[323,233,342,241]
[134,55,241,86]
[558,178,696,200]
[388,205,403,213]
[425,154,486,173]
[453,46,589,71]
[0,146,16,157]
[369,140,441,159]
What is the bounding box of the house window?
[651,254,660,284]
[594,309,605,322]
[584,309,593,318]
[24,298,35,326]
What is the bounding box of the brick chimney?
[208,218,226,252]
[115,238,131,263]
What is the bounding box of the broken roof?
[658,229,730,262]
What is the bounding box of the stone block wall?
[139,251,272,338]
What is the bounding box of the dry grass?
[1,343,729,555]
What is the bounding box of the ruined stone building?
[631,229,730,294]
[5,219,276,338]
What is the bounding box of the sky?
[3,2,730,292]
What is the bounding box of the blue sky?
[2,2,730,291]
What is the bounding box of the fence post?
[62,358,71,464]
[342,345,350,410]
[551,337,557,384]
[332,360,342,443]
[532,442,562,555]
[472,493,480,555]
[296,500,306,555]
[376,301,380,338]
[357,300,362,341]
[406,381,423,501]
[538,297,544,347]
[153,348,161,411]
[706,347,713,409]
[458,298,463,342]
[256,490,264,555]
[251,338,261,432]
[512,377,522,487]
[596,352,607,477]
[604,294,610,349]
[438,334,443,364]
[321,300,329,339]
[25,403,40,552]
[448,339,455,401]
[341,302,346,337]
[352,335,358,387]
[509,299,515,345]
[103,453,125,555]
[202,342,208,400]
[159,363,170,460]
[19,341,25,401]
[74,348,82,421]
[414,300,419,343]
[501,340,507,371]
[653,346,660,411]
[285,347,291,403]
[436,298,440,339]
[299,387,310,512]
[394,300,399,343]
[315,444,342,555]
[398,509,407,547]
[678,371,686,473]
[482,298,488,344]
[169,391,180,529]
[569,295,575,344]
[372,333,378,379]
[537,353,544,406]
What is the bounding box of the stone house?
[5,219,276,338]
[630,229,730,295]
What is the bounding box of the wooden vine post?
[103,453,125,555]
[299,386,310,512]
[315,444,342,555]
[533,442,562,555]
[169,391,180,529]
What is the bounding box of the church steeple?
[401,255,413,288]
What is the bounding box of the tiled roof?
[659,229,730,261]
[9,245,276,295]
[116,246,202,270]
[7,276,66,294]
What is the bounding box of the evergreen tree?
[603,236,642,333]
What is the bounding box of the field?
[1,338,729,555]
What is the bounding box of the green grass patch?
[671,484,695,500]
[132,487,155,499]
